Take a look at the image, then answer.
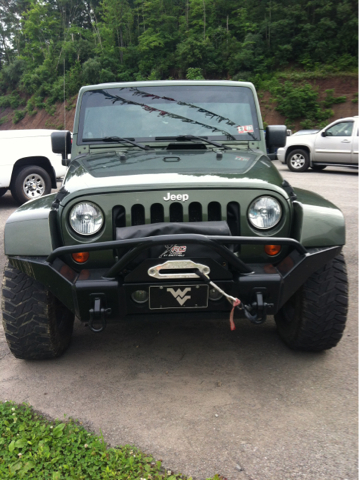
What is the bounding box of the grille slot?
[227,202,240,236]
[113,205,126,228]
[208,201,221,221]
[170,202,183,222]
[189,202,202,222]
[131,204,145,226]
[151,203,164,223]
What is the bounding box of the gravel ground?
[0,161,357,480]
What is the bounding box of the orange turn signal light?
[72,252,89,263]
[264,244,281,256]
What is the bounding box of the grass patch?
[0,402,222,480]
[276,69,358,81]
[44,120,64,130]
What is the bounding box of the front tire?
[275,253,348,351]
[2,262,74,359]
[11,166,52,204]
[287,149,310,172]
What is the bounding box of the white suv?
[0,129,68,204]
[277,116,358,172]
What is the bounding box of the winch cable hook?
[194,269,270,327]
[195,269,241,331]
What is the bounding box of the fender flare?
[4,193,58,256]
[292,188,345,247]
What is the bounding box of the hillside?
[259,75,358,129]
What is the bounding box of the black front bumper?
[8,234,342,324]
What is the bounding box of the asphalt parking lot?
[0,161,357,480]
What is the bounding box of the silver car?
[277,116,359,172]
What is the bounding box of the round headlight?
[248,196,282,230]
[69,202,104,236]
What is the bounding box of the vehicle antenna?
[63,57,66,132]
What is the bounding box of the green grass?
[0,402,222,480]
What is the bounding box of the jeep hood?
[61,148,288,200]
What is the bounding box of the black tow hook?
[243,291,273,325]
[88,297,112,333]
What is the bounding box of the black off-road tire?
[275,253,348,351]
[286,149,310,172]
[11,165,52,205]
[2,262,74,359]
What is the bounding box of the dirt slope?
[260,76,358,129]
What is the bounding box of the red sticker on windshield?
[237,125,254,134]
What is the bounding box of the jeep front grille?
[113,200,240,235]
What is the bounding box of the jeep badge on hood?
[163,192,189,202]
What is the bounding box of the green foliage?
[0,0,356,99]
[0,59,25,89]
[0,401,218,479]
[0,93,25,110]
[82,58,102,85]
[33,96,46,110]
[0,96,11,109]
[352,93,358,104]
[273,82,320,121]
[44,103,57,116]
[186,68,205,80]
[323,89,346,108]
[13,110,26,124]
[26,98,37,116]
[0,115,8,125]
[270,81,335,127]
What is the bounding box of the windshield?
[78,85,260,144]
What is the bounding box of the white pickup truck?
[277,116,358,172]
[0,129,68,204]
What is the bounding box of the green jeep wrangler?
[1,81,348,359]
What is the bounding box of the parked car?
[2,81,348,360]
[277,116,358,172]
[0,129,68,204]
[292,129,319,136]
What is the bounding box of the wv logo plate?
[149,284,209,310]
[166,287,192,306]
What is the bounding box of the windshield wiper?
[156,135,233,149]
[83,136,150,150]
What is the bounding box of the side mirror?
[51,131,72,166]
[321,131,327,137]
[266,125,287,149]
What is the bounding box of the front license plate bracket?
[149,284,208,310]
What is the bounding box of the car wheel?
[11,165,52,204]
[2,261,74,359]
[0,188,7,197]
[311,164,326,171]
[274,253,348,351]
[286,149,310,172]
